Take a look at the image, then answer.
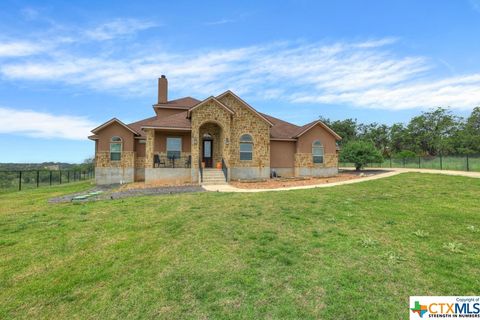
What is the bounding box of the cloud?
[204,18,236,26]
[1,32,479,111]
[84,18,158,40]
[0,41,46,57]
[0,107,95,140]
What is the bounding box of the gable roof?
[187,96,234,117]
[216,90,274,126]
[260,113,300,140]
[140,111,191,130]
[91,118,140,135]
[293,120,342,140]
[153,96,200,110]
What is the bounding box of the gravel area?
[49,184,205,203]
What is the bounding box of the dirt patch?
[230,171,382,189]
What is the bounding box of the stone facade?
[294,153,338,168]
[145,129,155,169]
[190,100,232,174]
[218,94,270,170]
[95,151,135,168]
[189,94,271,180]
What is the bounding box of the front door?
[202,139,213,168]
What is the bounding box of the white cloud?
[1,34,480,110]
[0,41,46,57]
[204,18,236,26]
[0,107,95,140]
[84,18,158,40]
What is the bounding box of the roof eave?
[91,118,140,136]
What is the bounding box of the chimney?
[158,75,168,104]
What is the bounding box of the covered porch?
[143,128,192,184]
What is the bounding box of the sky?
[1,0,480,163]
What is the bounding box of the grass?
[0,173,479,319]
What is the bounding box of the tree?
[395,150,417,159]
[406,107,460,156]
[320,117,358,145]
[358,123,390,156]
[340,140,383,171]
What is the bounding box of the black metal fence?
[153,155,191,168]
[340,154,480,172]
[0,169,94,193]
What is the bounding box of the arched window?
[239,134,253,161]
[312,140,324,164]
[110,136,122,161]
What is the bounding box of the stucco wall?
[135,140,146,157]
[154,131,191,153]
[296,124,337,154]
[270,140,295,167]
[154,108,187,118]
[96,122,135,151]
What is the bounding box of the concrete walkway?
[202,168,480,193]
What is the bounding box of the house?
[89,76,342,185]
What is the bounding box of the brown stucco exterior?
[296,124,337,154]
[90,77,341,184]
[270,140,295,168]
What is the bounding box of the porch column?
[145,129,155,168]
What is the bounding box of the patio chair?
[185,155,191,168]
[153,154,166,168]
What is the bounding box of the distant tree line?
[321,106,480,157]
[0,157,94,171]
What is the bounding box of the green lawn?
[0,174,479,319]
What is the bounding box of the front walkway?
[202,168,480,193]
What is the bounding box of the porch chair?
[153,154,166,168]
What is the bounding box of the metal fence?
[340,154,480,172]
[0,169,94,193]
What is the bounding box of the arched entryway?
[199,122,223,168]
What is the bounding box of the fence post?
[403,158,405,168]
[440,154,443,170]
[49,171,52,185]
[36,170,40,188]
[466,154,470,172]
[389,158,392,168]
[59,170,62,184]
[418,156,421,168]
[18,171,22,191]
[67,171,70,183]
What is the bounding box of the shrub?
[340,140,383,171]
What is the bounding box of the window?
[110,136,122,161]
[312,140,324,164]
[239,134,253,161]
[167,137,182,158]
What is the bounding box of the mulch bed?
[230,170,387,189]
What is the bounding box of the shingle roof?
[260,113,301,139]
[153,97,200,109]
[139,111,191,130]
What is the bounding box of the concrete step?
[203,173,226,177]
[202,181,228,185]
